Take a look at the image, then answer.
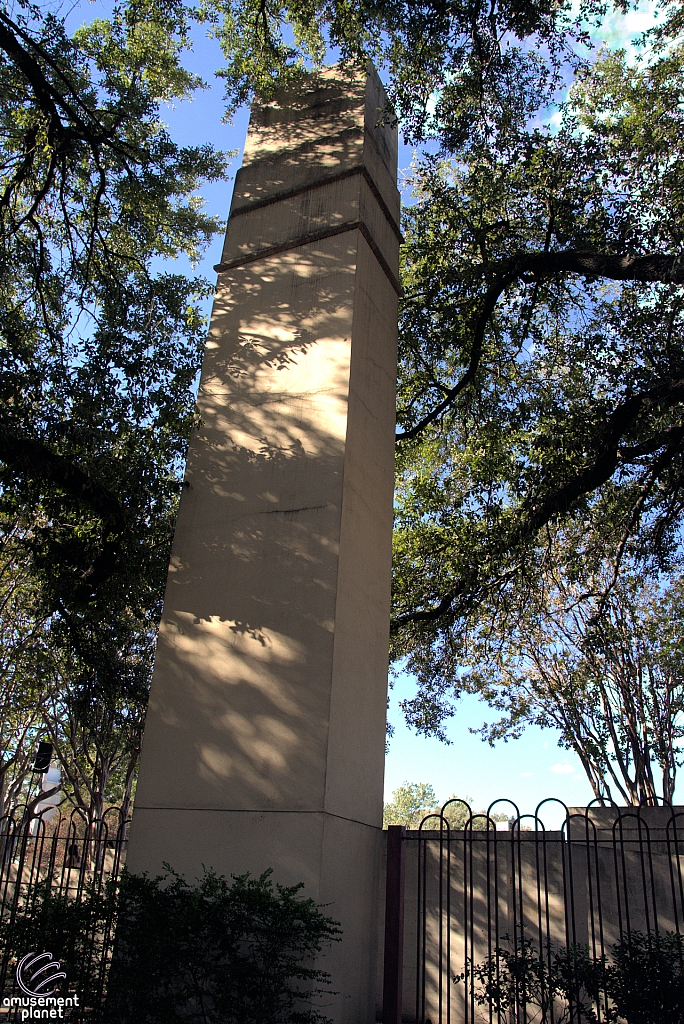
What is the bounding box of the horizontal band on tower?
[214,219,403,296]
[229,164,403,243]
[130,805,383,827]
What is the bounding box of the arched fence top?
[411,797,684,841]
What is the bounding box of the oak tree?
[391,8,684,804]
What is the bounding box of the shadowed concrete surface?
[127,64,399,1023]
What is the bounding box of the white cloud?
[520,772,533,778]
[550,763,575,775]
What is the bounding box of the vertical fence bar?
[417,831,426,1024]
[383,824,406,1024]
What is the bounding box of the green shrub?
[105,866,341,1024]
[605,932,684,1024]
[457,932,684,1024]
[0,866,340,1024]
[0,875,116,1008]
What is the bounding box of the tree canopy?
[389,4,684,802]
[0,0,607,807]
[2,0,681,809]
[0,0,229,654]
[0,0,233,810]
[0,0,592,621]
[420,568,684,806]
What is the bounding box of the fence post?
[382,824,406,1024]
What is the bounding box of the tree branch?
[391,378,684,630]
[396,248,684,443]
[0,429,125,593]
[0,430,122,524]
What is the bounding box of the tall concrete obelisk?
[127,64,399,1022]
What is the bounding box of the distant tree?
[383,781,440,828]
[400,568,684,807]
[383,782,507,829]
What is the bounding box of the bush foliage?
[458,933,684,1024]
[106,866,341,1024]
[0,865,340,1023]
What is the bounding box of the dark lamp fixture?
[32,741,53,773]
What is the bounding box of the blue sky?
[385,677,596,828]
[72,1,673,820]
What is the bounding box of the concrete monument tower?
[127,64,400,1021]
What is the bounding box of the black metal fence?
[4,799,684,1023]
[382,801,684,1024]
[0,805,128,1020]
